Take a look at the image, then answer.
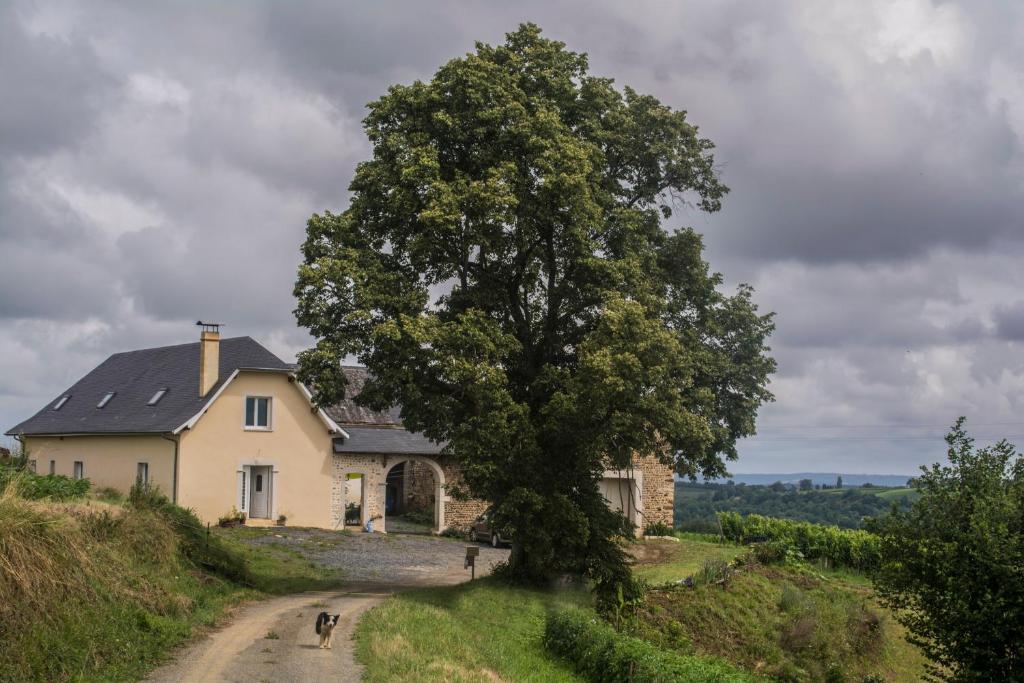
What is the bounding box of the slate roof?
[324,367,447,454]
[333,426,445,455]
[6,337,290,436]
[324,366,403,426]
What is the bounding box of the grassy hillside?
[353,532,926,682]
[0,474,343,682]
[631,538,927,682]
[355,579,588,682]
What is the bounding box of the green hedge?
[544,607,756,682]
[0,466,91,500]
[717,512,880,571]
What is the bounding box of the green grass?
[629,536,928,682]
[0,490,256,681]
[212,527,346,594]
[0,493,345,681]
[354,578,589,682]
[632,536,745,585]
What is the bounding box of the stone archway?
[379,456,446,534]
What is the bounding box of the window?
[73,461,83,480]
[53,395,70,410]
[255,473,263,492]
[97,392,115,408]
[244,396,271,429]
[137,462,149,485]
[49,460,55,475]
[147,388,168,406]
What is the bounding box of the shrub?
[0,466,90,500]
[401,505,434,525]
[717,512,880,571]
[693,559,733,587]
[544,607,755,683]
[217,506,246,527]
[93,486,124,503]
[644,521,674,536]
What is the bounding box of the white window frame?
[137,462,149,485]
[73,461,84,480]
[243,395,273,431]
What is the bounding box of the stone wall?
[438,456,489,530]
[635,453,675,529]
[330,454,386,526]
[329,451,675,534]
[404,460,437,511]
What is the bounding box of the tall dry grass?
[0,484,224,681]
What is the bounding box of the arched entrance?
[379,456,446,534]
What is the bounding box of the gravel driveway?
[147,530,509,682]
[244,527,510,584]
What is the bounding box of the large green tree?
[871,419,1024,681]
[294,25,774,589]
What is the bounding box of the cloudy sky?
[3,0,1024,475]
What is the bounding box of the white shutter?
[237,467,250,514]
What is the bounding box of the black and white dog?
[315,611,340,649]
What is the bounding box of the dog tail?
[316,611,327,635]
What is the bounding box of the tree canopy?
[871,418,1024,681]
[294,24,775,586]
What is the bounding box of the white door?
[249,466,272,519]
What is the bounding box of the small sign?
[465,545,479,578]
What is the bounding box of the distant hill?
[701,472,915,488]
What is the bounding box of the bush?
[544,607,755,683]
[217,506,246,527]
[644,521,674,536]
[718,512,880,571]
[401,505,434,525]
[0,465,90,500]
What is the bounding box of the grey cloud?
[993,301,1024,340]
[4,0,1024,474]
[0,6,115,158]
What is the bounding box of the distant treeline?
[674,481,916,531]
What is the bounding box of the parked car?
[469,508,509,547]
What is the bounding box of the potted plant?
[276,514,287,527]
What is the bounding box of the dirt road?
[146,532,509,682]
[147,586,385,683]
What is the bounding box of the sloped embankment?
[0,485,251,681]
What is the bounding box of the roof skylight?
[147,388,168,406]
[52,396,70,411]
[97,392,115,408]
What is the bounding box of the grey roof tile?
[324,367,403,426]
[333,426,445,455]
[6,336,289,435]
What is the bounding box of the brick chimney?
[197,321,221,397]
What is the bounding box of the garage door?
[599,477,637,523]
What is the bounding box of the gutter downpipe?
[161,432,180,504]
